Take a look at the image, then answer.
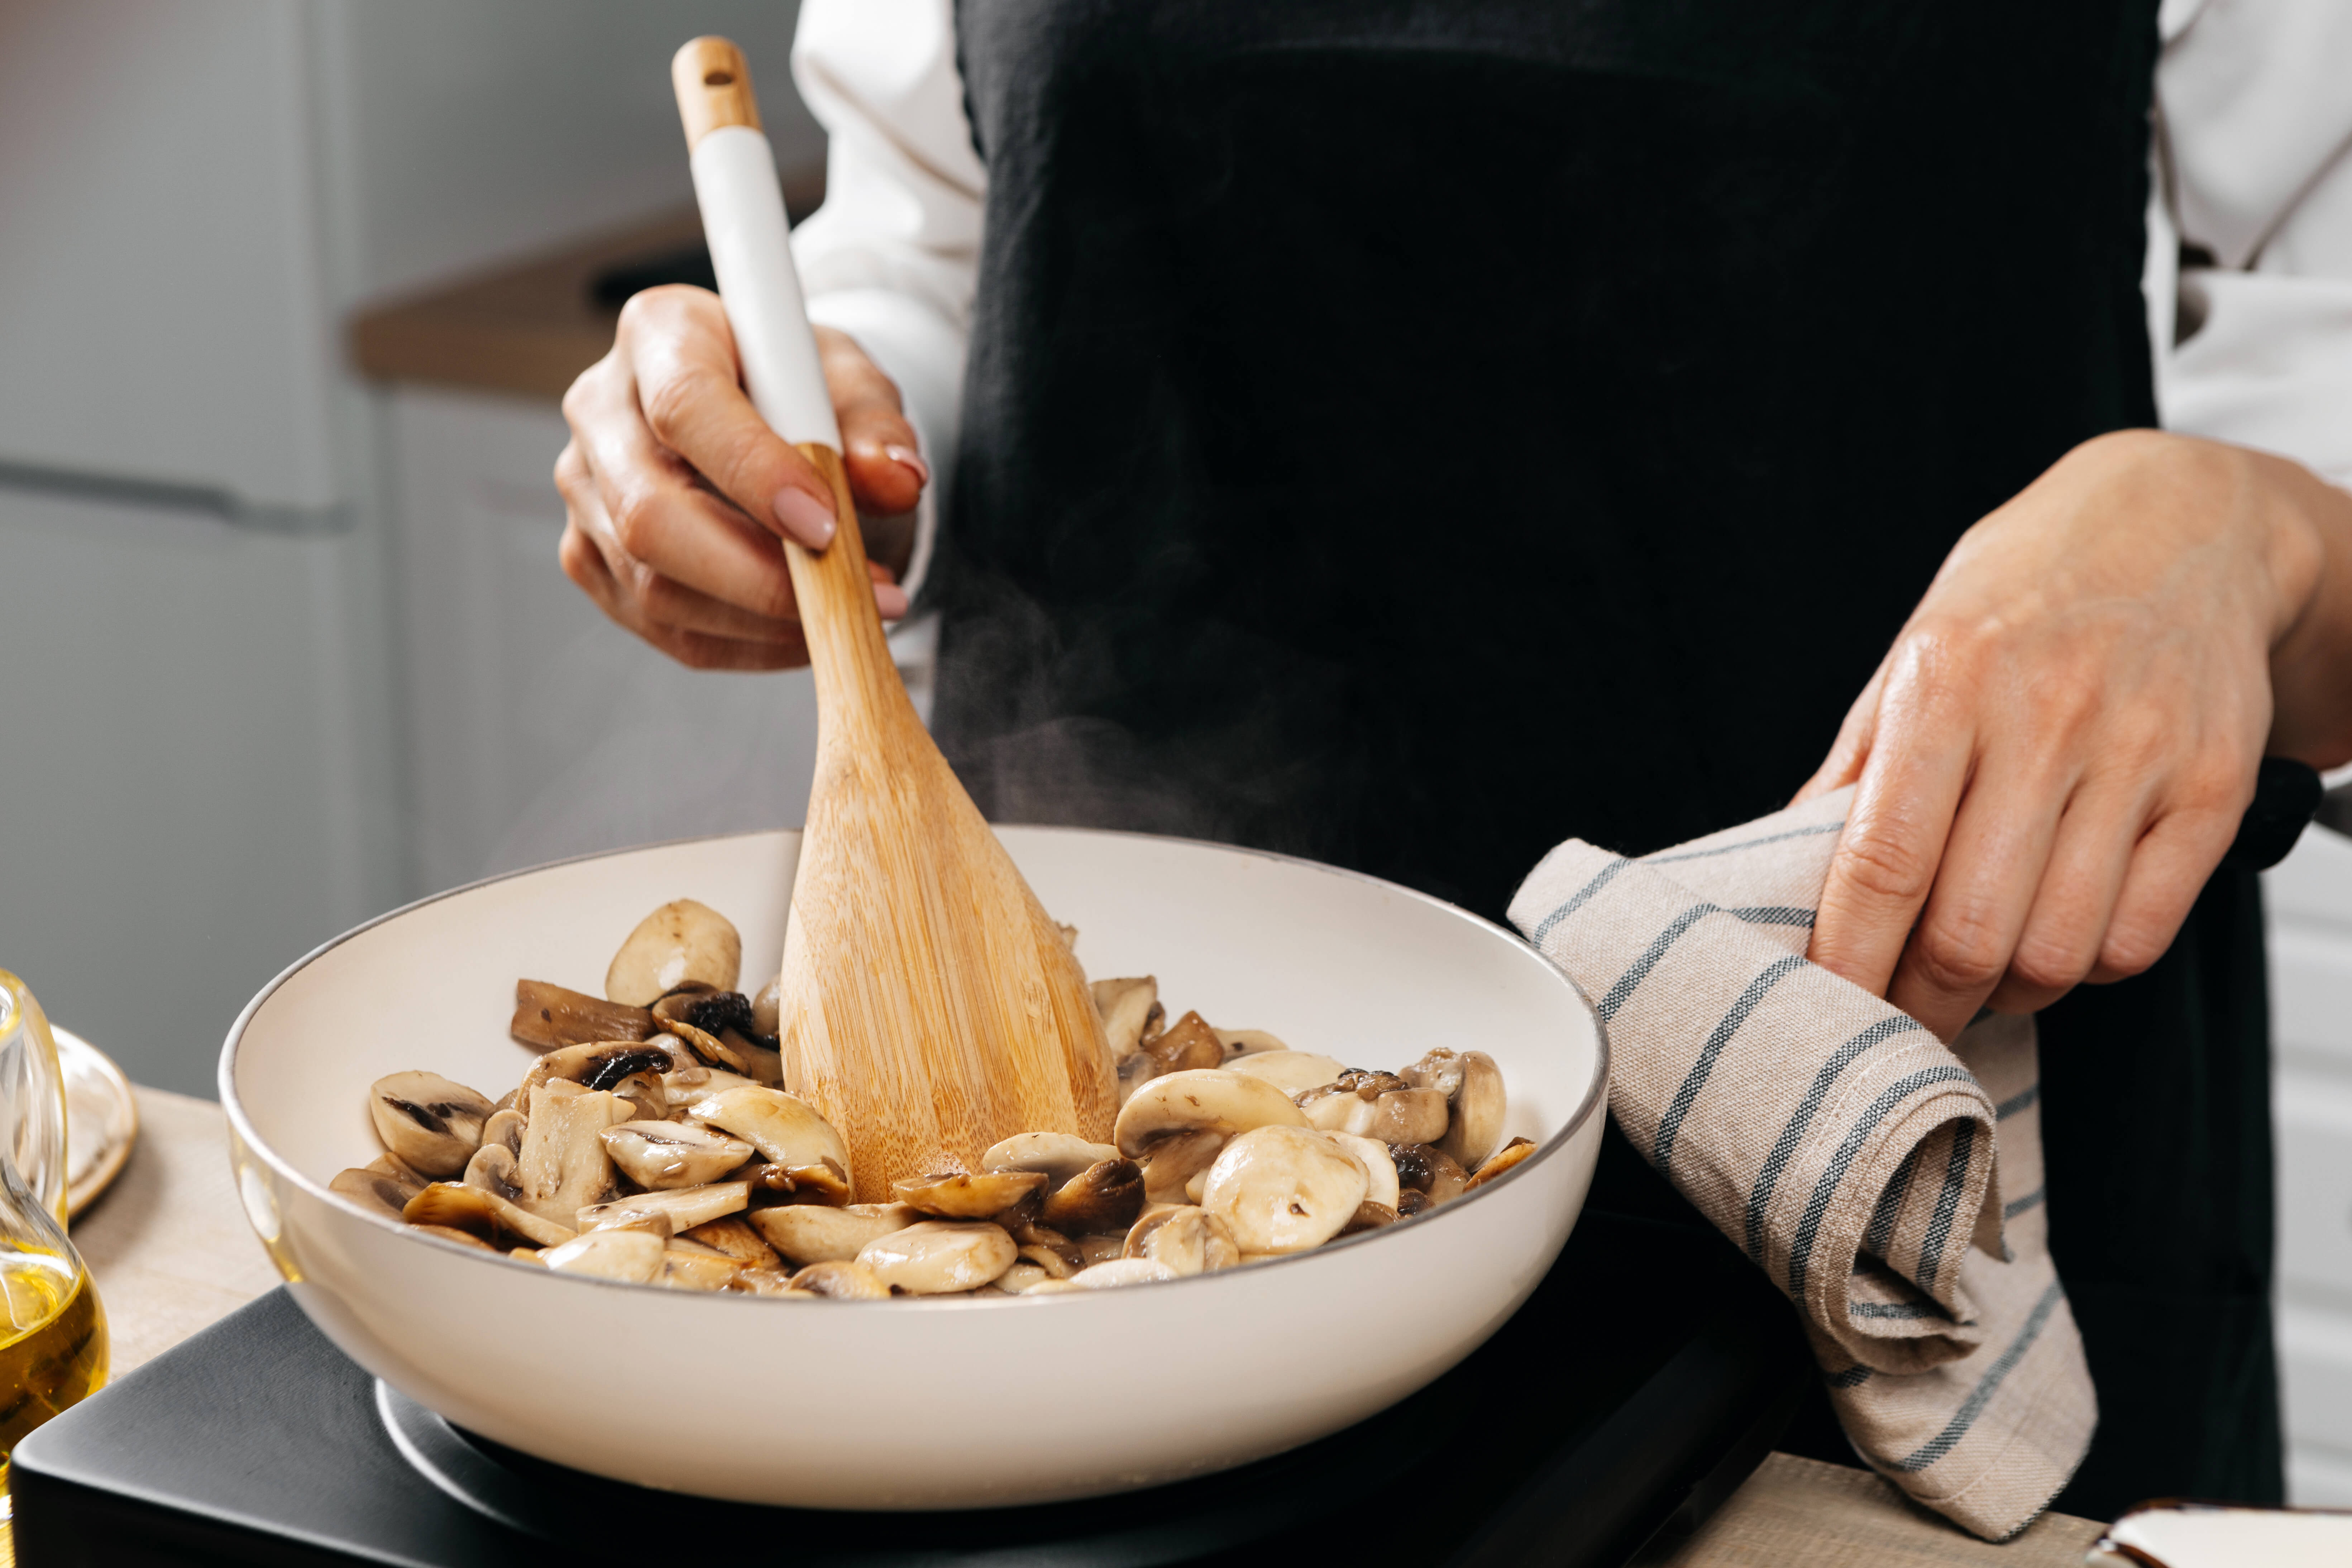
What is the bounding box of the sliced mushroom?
[1142,1010,1225,1078]
[856,1222,1018,1295]
[408,1223,496,1252]
[678,1216,780,1268]
[540,1227,664,1283]
[367,1071,496,1179]
[1017,1243,1077,1280]
[1123,1204,1240,1276]
[1213,1028,1290,1057]
[606,899,741,1006]
[1297,1073,1449,1146]
[654,1018,751,1076]
[1065,1257,1181,1290]
[577,1181,750,1234]
[330,1165,423,1223]
[462,1142,529,1205]
[980,1131,1121,1187]
[1396,1189,1431,1217]
[1390,1141,1471,1206]
[1114,1069,1310,1156]
[1041,1158,1145,1235]
[1224,1050,1347,1096]
[510,979,655,1051]
[1465,1136,1537,1190]
[517,1041,685,1111]
[403,1182,577,1249]
[1438,1052,1507,1172]
[512,1080,629,1223]
[1090,977,1161,1060]
[1325,1133,1400,1209]
[790,1260,890,1299]
[657,1249,742,1292]
[727,1267,810,1297]
[480,1109,526,1158]
[893,1169,1048,1219]
[751,974,783,1037]
[682,1086,851,1183]
[747,1203,922,1266]
[1079,1233,1126,1267]
[996,1261,1053,1295]
[600,1120,753,1190]
[1199,1125,1369,1254]
[731,1157,851,1206]
[1137,1128,1228,1206]
[1339,1201,1399,1236]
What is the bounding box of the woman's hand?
[1801,430,2352,1040]
[554,285,927,670]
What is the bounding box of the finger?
[1884,748,2074,1038]
[1808,647,1977,1003]
[2086,795,2245,984]
[619,286,841,549]
[1984,780,2151,1015]
[1793,656,1889,805]
[560,522,809,671]
[816,326,928,518]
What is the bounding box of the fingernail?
[773,487,837,548]
[883,444,930,486]
[875,582,910,620]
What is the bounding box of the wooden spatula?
[670,39,1117,1202]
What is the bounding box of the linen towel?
[1509,785,2092,1540]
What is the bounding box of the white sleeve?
[2155,0,2352,490]
[789,0,985,596]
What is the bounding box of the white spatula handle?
[673,39,841,451]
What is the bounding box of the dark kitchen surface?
[11,1209,1807,1568]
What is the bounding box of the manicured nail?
[772,487,837,548]
[883,444,930,486]
[875,582,910,620]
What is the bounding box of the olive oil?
[0,1250,107,1508]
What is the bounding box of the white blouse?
[788,0,2352,592]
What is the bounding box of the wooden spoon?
[670,38,1116,1201]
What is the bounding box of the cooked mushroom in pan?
[333,903,1523,1299]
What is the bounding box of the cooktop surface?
[12,1209,1806,1568]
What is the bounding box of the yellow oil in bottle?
[0,1249,107,1545]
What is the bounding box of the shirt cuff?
[2164,270,2352,492]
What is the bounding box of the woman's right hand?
[554,285,927,670]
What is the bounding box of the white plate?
[221,827,1606,1509]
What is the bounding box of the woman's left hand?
[1800,430,2352,1040]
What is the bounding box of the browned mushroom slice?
[541,1227,664,1283]
[510,979,656,1051]
[367,1071,496,1179]
[403,1182,576,1249]
[1142,1010,1225,1077]
[1396,1189,1431,1217]
[1079,1234,1125,1267]
[606,899,742,1007]
[747,1203,922,1266]
[789,1259,890,1299]
[577,1180,750,1234]
[1388,1142,1470,1206]
[1136,1129,1228,1206]
[1016,1243,1077,1280]
[730,1157,852,1207]
[513,1081,630,1223]
[330,1166,422,1223]
[856,1222,1018,1294]
[1041,1159,1145,1236]
[679,1216,780,1268]
[516,1041,685,1110]
[1464,1137,1536,1190]
[1338,1201,1399,1237]
[658,1018,751,1076]
[599,1120,752,1190]
[893,1169,1048,1219]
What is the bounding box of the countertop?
[64,1085,2105,1565]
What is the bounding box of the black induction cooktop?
[10,1209,1807,1568]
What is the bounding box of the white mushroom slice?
[518,1041,687,1111]
[657,1249,742,1292]
[751,974,782,1038]
[1090,977,1161,1060]
[1299,1081,1449,1146]
[367,1071,496,1179]
[1213,1028,1291,1057]
[1199,1125,1369,1254]
[480,1108,526,1158]
[683,1086,851,1182]
[660,1065,761,1110]
[403,1181,577,1249]
[577,1181,750,1234]
[790,1259,890,1299]
[606,898,742,1006]
[744,1202,925,1267]
[1138,1129,1228,1206]
[1438,1051,1507,1171]
[1224,1051,1347,1096]
[680,1216,780,1268]
[330,1166,422,1223]
[1325,1133,1400,1209]
[856,1222,1018,1295]
[981,1132,1122,1187]
[1114,1069,1309,1157]
[462,1142,529,1206]
[1066,1257,1181,1290]
[1016,1243,1077,1280]
[892,1169,1048,1219]
[599,1120,752,1190]
[1041,1159,1146,1235]
[513,1081,630,1223]
[996,1261,1053,1295]
[1123,1205,1240,1276]
[541,1227,664,1283]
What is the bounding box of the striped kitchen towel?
[1509,785,2092,1540]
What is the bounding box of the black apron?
[939,0,2278,1515]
